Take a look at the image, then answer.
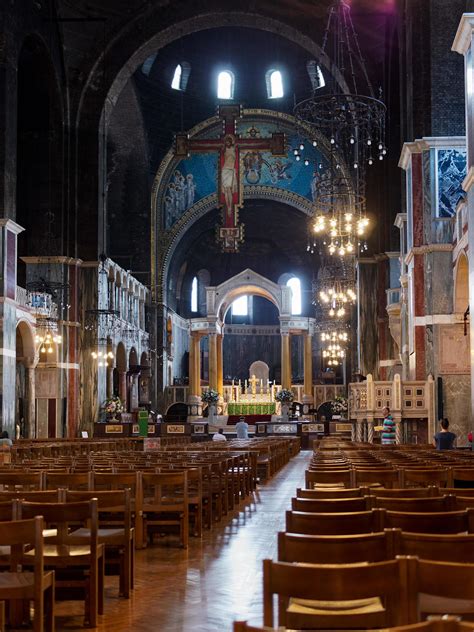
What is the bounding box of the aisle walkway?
[60,450,309,632]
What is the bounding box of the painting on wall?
[160,116,326,231]
[437,149,466,218]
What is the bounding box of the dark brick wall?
[430,0,466,137]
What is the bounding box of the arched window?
[266,69,284,98]
[191,277,198,313]
[171,62,191,91]
[287,277,302,315]
[231,295,248,316]
[141,53,157,76]
[171,64,182,90]
[306,60,325,91]
[217,70,234,99]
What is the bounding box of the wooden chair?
[385,615,474,632]
[305,469,352,489]
[371,495,456,512]
[396,531,474,563]
[296,487,363,499]
[0,491,59,504]
[399,468,450,488]
[353,468,399,488]
[263,557,412,629]
[366,487,441,498]
[18,499,104,628]
[278,530,393,564]
[382,509,474,534]
[62,489,134,598]
[285,509,382,535]
[136,471,188,549]
[0,472,43,492]
[0,516,54,632]
[291,496,370,513]
[42,472,92,490]
[408,557,474,620]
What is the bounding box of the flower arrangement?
[102,396,124,416]
[331,395,348,415]
[201,389,219,404]
[275,388,294,403]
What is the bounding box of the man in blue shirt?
[235,417,249,439]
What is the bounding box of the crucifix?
[174,105,286,252]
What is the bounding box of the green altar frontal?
[227,402,276,415]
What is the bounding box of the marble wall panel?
[422,150,434,245]
[442,374,471,446]
[358,263,379,378]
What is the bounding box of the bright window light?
[171,64,182,90]
[287,277,302,315]
[231,295,248,316]
[269,70,284,98]
[217,70,234,99]
[191,277,198,312]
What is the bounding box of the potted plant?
[276,388,294,420]
[331,395,348,419]
[201,389,220,421]
[102,396,124,422]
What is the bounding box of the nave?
[57,452,309,632]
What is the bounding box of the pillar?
[208,333,217,392]
[106,366,114,398]
[119,371,127,405]
[216,334,223,396]
[281,333,291,389]
[188,333,202,419]
[367,420,374,443]
[25,366,36,438]
[303,333,313,412]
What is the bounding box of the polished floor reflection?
[55,451,309,632]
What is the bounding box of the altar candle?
[260,379,263,390]
[232,379,234,387]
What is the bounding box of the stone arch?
[454,252,469,313]
[75,7,350,259]
[15,320,36,366]
[129,347,138,369]
[206,268,291,324]
[115,342,127,372]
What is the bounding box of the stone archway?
[15,320,37,438]
[75,7,351,260]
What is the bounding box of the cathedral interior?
[3,1,474,630]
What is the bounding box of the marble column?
[188,333,202,418]
[119,371,127,406]
[303,333,313,411]
[216,334,223,396]
[356,421,363,442]
[208,333,217,391]
[281,333,291,390]
[0,221,24,437]
[194,335,201,397]
[25,366,36,438]
[367,420,374,443]
[106,367,114,398]
[188,333,195,396]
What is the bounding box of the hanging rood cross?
[174,105,285,252]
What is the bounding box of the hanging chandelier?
[294,0,386,256]
[35,317,62,355]
[313,256,357,318]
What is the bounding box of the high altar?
[227,374,277,416]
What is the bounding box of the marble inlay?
[437,149,466,218]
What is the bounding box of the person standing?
[433,418,456,450]
[381,406,396,445]
[235,417,249,439]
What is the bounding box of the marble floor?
[56,450,310,632]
